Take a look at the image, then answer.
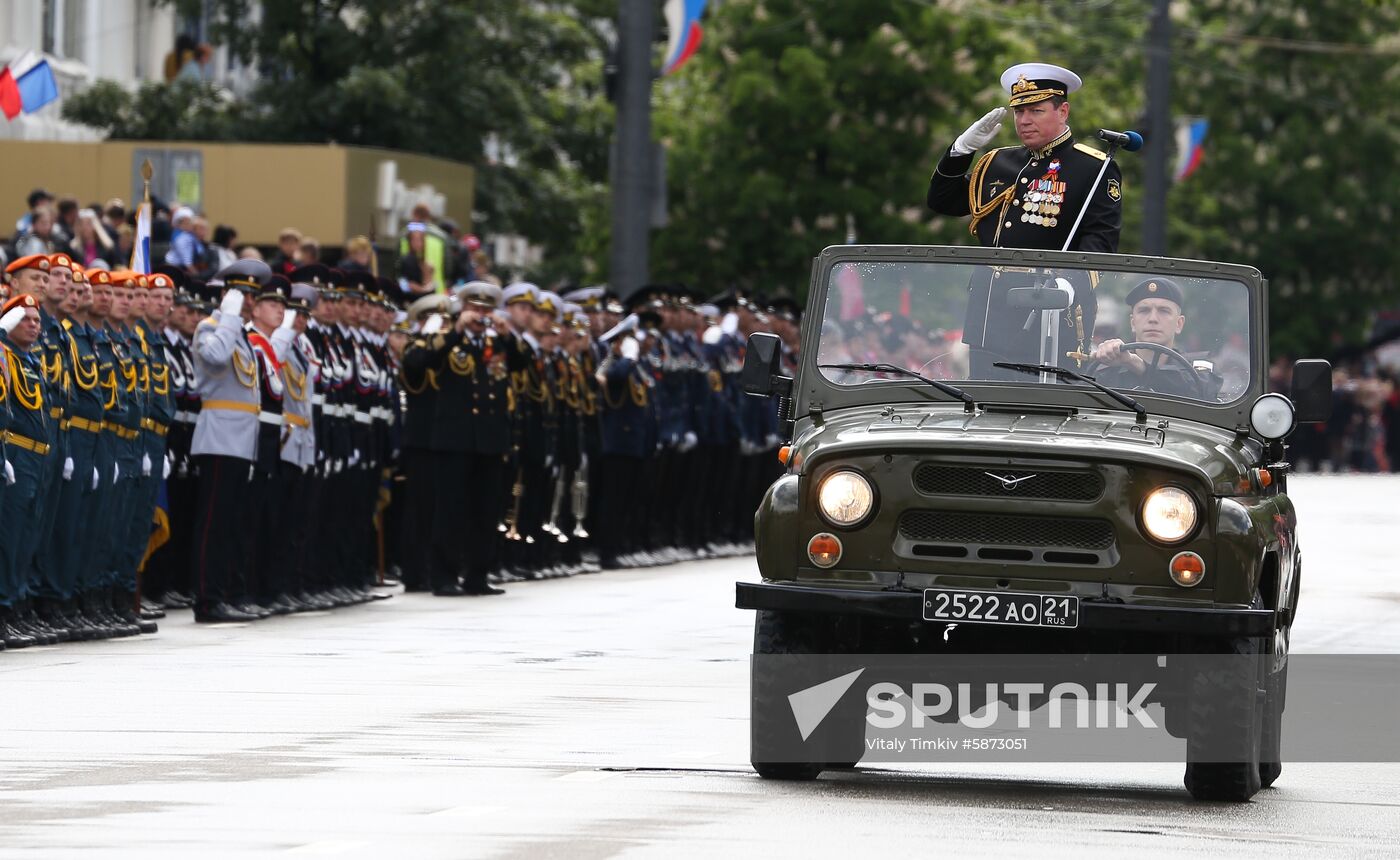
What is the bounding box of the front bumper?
[736,581,1274,637]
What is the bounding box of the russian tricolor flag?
[0,51,59,120]
[1173,117,1209,183]
[663,0,709,75]
[130,198,153,275]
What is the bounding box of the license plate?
[922,588,1079,629]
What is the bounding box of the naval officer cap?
[1125,277,1185,311]
[535,290,562,320]
[215,258,272,294]
[1001,62,1082,108]
[458,280,503,309]
[562,285,605,311]
[502,282,539,308]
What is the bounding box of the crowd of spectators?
[3,189,499,303]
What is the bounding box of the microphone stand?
[1060,139,1121,252]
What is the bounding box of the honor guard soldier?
[398,291,451,592]
[152,268,203,608]
[82,269,141,638]
[276,282,320,609]
[245,275,299,613]
[131,270,178,620]
[593,308,655,568]
[928,63,1119,377]
[409,281,512,595]
[0,293,58,647]
[189,260,269,623]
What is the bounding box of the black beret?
[1125,277,1184,310]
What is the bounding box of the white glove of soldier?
[92,466,99,490]
[721,312,740,336]
[420,315,444,336]
[349,449,360,467]
[280,308,297,330]
[113,462,120,482]
[620,336,640,361]
[951,107,1007,156]
[3,460,13,485]
[141,453,152,476]
[0,306,26,333]
[681,431,698,452]
[163,453,172,479]
[63,456,74,481]
[219,288,245,317]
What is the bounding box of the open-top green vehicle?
[737,245,1332,801]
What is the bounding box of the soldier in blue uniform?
[593,308,655,569]
[130,271,178,621]
[0,293,60,646]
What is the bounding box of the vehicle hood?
[791,404,1263,495]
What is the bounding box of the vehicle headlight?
[817,470,875,528]
[1141,486,1199,544]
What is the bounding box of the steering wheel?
[1083,341,1205,399]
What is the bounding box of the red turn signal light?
[808,532,842,568]
[1169,551,1205,588]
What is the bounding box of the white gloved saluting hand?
[280,308,297,330]
[620,336,640,361]
[0,306,26,333]
[220,288,245,317]
[951,107,1007,156]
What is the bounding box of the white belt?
[312,394,326,406]
[325,404,344,417]
[258,411,284,427]
[371,406,390,421]
[353,411,372,425]
[174,410,196,424]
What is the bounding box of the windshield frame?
[799,245,1266,431]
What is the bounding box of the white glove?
[349,449,360,466]
[681,431,698,452]
[113,462,120,482]
[280,308,297,330]
[620,336,640,361]
[0,306,25,333]
[220,289,245,317]
[3,460,13,485]
[721,312,739,336]
[63,456,74,481]
[702,326,722,345]
[141,453,152,476]
[544,454,554,470]
[421,315,444,336]
[92,466,99,490]
[951,107,1006,156]
[163,453,172,479]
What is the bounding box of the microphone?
[1097,128,1143,152]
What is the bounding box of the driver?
[1090,277,1202,397]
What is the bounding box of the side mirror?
[741,332,790,397]
[1291,359,1332,423]
[1006,286,1071,311]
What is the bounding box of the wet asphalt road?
[1,474,1398,858]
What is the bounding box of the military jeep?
[736,245,1332,801]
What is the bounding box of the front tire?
[1183,635,1264,802]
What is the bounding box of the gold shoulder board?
[1074,143,1108,161]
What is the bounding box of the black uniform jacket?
[927,128,1122,253]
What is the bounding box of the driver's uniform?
[1091,362,1201,399]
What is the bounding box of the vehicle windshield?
[816,260,1253,405]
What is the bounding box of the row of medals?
[1021,190,1062,227]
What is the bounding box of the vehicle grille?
[913,464,1103,501]
[899,510,1115,550]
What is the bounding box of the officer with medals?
[928,62,1122,377]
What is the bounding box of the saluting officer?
[189,260,268,623]
[928,62,1120,375]
[0,293,58,647]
